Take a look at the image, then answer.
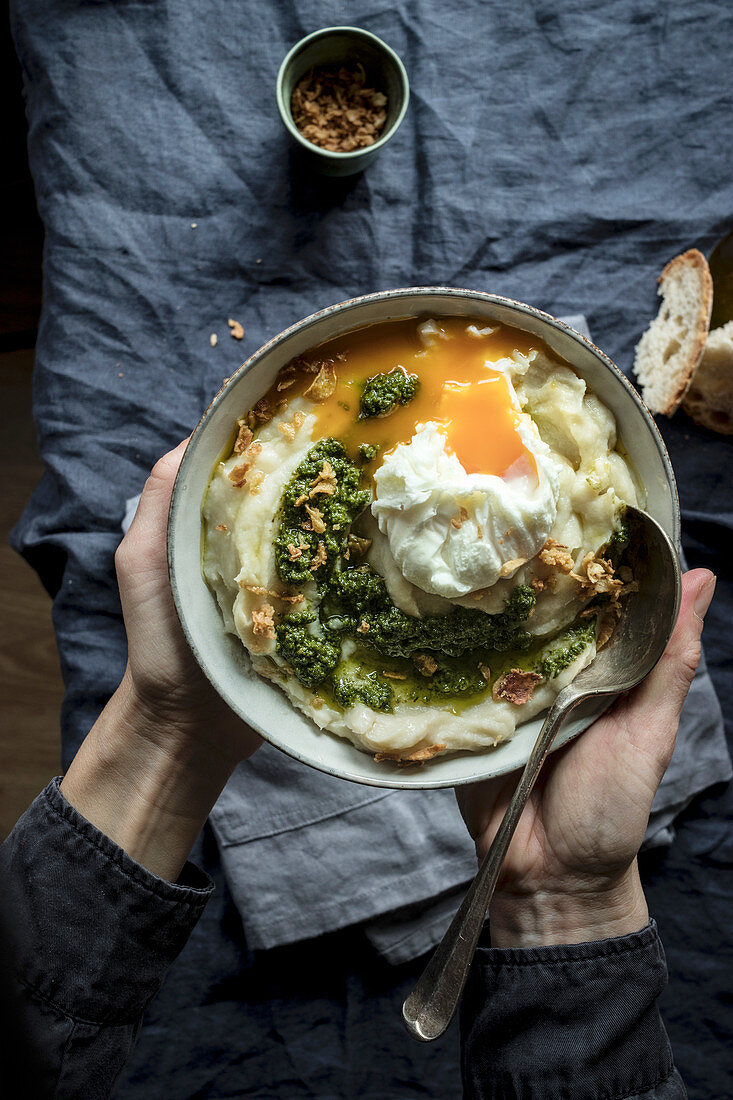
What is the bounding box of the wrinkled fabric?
[0,779,211,1098]
[461,922,686,1100]
[8,0,733,1095]
[1,781,684,1100]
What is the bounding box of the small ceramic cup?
[276,26,410,177]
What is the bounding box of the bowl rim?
[168,287,681,789]
[275,25,411,160]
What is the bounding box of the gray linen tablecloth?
[11,1,733,1091]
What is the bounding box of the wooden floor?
[0,349,64,838]
[1,15,63,839]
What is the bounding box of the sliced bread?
[682,320,733,435]
[633,249,713,415]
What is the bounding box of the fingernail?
[694,575,716,624]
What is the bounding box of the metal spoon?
[402,506,681,1042]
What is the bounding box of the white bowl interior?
[168,289,679,790]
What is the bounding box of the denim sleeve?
[460,921,686,1099]
[0,778,213,1099]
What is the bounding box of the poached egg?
[371,329,562,598]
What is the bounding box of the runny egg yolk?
[272,317,540,478]
[438,371,534,477]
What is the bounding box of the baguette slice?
[633,249,713,415]
[682,320,733,435]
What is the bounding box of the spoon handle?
[402,688,578,1042]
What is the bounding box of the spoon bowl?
[565,505,682,699]
[402,506,682,1042]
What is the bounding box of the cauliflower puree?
[202,317,641,764]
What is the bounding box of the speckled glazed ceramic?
[168,289,680,790]
[276,27,410,176]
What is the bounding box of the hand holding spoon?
[402,506,681,1042]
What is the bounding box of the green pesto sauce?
[274,611,341,689]
[322,565,537,657]
[604,514,630,566]
[334,649,489,710]
[358,369,420,420]
[273,440,370,589]
[276,562,541,710]
[357,442,379,464]
[532,620,597,679]
[276,597,597,712]
[330,664,394,712]
[322,616,597,716]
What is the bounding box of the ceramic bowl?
[168,288,680,790]
[276,26,410,176]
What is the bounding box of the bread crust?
[633,248,713,416]
[682,320,733,435]
[658,249,713,415]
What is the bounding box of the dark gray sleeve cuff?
[460,920,685,1099]
[0,777,213,1026]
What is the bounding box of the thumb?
[118,439,190,570]
[612,567,716,773]
[126,439,190,548]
